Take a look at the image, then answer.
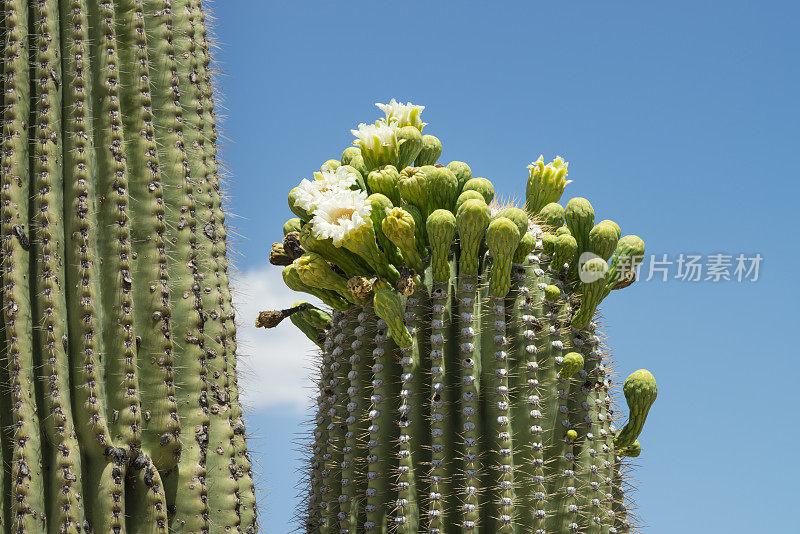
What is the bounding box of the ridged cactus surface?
[0,1,256,532]
[264,101,658,534]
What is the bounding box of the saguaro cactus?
[0,1,256,532]
[264,100,658,533]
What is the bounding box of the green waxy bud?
[398,166,428,215]
[588,221,621,261]
[572,257,610,329]
[526,155,571,214]
[403,204,428,255]
[283,217,303,237]
[426,209,457,283]
[455,190,485,213]
[565,197,595,278]
[538,202,565,231]
[367,165,401,205]
[542,233,556,255]
[512,232,536,264]
[544,284,561,302]
[485,217,521,297]
[607,235,646,292]
[340,222,401,283]
[620,440,642,458]
[367,193,404,266]
[382,207,425,273]
[551,233,578,271]
[598,219,621,239]
[294,253,358,303]
[423,165,459,213]
[341,146,362,166]
[566,429,578,442]
[415,134,442,166]
[462,177,495,204]
[447,161,472,194]
[396,125,423,170]
[288,187,313,221]
[555,226,571,237]
[351,121,400,172]
[614,369,658,449]
[559,352,585,378]
[321,159,341,172]
[494,207,529,237]
[373,281,412,347]
[456,199,491,276]
[282,264,349,310]
[299,224,368,278]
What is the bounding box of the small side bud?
[512,232,536,264]
[544,284,561,302]
[566,429,578,442]
[614,370,658,449]
[559,352,585,378]
[283,217,303,236]
[551,233,578,271]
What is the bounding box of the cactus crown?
[266,100,657,533]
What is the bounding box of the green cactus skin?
[415,134,443,166]
[0,1,256,532]
[274,111,657,533]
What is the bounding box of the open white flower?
[311,189,372,246]
[351,121,397,151]
[293,166,359,213]
[375,99,426,129]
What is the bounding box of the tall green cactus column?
[0,1,257,532]
[263,100,660,533]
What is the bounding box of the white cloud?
[230,265,323,413]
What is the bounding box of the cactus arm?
[1,1,49,530]
[457,274,484,530]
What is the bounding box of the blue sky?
[209,1,799,532]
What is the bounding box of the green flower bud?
[538,202,565,231]
[447,161,472,194]
[455,190,485,213]
[423,165,459,213]
[294,253,357,303]
[526,155,571,214]
[281,264,349,310]
[349,154,369,180]
[598,219,621,240]
[426,209,457,282]
[367,165,401,205]
[456,199,491,276]
[396,125,423,170]
[555,226,571,237]
[565,197,595,278]
[566,429,578,442]
[512,232,536,264]
[544,284,561,302]
[588,221,621,261]
[382,207,425,273]
[288,187,313,221]
[415,134,442,166]
[367,193,404,266]
[614,369,658,449]
[321,159,341,172]
[402,204,428,255]
[283,217,303,237]
[462,177,495,204]
[340,221,401,283]
[607,235,646,292]
[494,207,529,237]
[485,217,521,298]
[398,166,428,216]
[559,352,585,378]
[572,257,610,329]
[542,233,556,255]
[341,146,361,166]
[620,440,642,458]
[373,281,412,347]
[551,232,578,271]
[298,224,368,278]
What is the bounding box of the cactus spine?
[0,1,256,532]
[265,100,658,533]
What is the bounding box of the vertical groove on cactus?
[0,1,255,532]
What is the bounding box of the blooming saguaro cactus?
[0,1,255,532]
[264,101,657,533]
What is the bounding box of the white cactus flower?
[293,166,359,213]
[311,189,372,246]
[375,99,426,129]
[350,121,400,171]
